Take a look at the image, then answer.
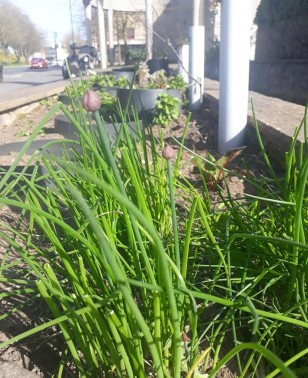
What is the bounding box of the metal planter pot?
[117,88,182,120]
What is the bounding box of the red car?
[29,58,48,69]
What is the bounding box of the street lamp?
[52,32,58,65]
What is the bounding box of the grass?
[0,81,307,377]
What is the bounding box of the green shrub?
[255,0,308,25]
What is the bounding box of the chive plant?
[0,87,200,377]
[187,105,308,376]
[0,81,306,377]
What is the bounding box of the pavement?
[204,78,306,161]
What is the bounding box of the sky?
[9,0,83,46]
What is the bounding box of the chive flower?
[82,90,101,112]
[162,145,175,160]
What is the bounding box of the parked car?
[29,58,48,69]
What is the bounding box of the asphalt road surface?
[0,66,69,111]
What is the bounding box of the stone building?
[82,0,261,65]
[83,0,146,65]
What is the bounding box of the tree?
[0,0,42,62]
[255,0,308,25]
[254,0,308,59]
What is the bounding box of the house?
[83,0,146,65]
[82,0,261,66]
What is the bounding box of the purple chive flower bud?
[82,90,101,112]
[162,145,175,160]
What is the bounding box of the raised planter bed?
[54,114,142,141]
[58,93,77,106]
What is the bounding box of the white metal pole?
[193,0,201,25]
[218,0,252,154]
[145,0,153,60]
[189,0,205,110]
[107,9,114,66]
[97,0,107,69]
[178,44,189,83]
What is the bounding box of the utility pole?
[69,0,75,42]
[145,0,153,60]
[84,1,92,45]
[218,0,252,153]
[97,0,107,69]
[107,9,114,65]
[189,0,205,110]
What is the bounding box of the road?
[0,66,69,112]
[2,65,64,89]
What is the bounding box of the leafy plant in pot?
[111,66,136,82]
[88,74,115,88]
[117,63,187,123]
[152,93,180,127]
[59,75,118,106]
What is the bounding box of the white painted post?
[145,0,153,60]
[189,27,205,110]
[178,43,189,83]
[97,0,107,69]
[189,0,205,110]
[218,0,252,154]
[107,9,114,66]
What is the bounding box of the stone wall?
[255,15,308,61]
[249,60,308,105]
[205,60,308,106]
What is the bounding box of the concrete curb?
[0,82,68,128]
[0,82,67,114]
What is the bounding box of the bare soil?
[0,97,270,377]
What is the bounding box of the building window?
[127,28,135,39]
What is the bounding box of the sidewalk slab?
[204,78,306,160]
